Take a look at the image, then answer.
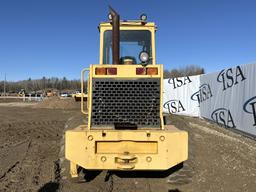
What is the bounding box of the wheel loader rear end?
[65,8,188,178]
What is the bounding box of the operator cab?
[99,14,157,65]
[103,30,152,65]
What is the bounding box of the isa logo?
[217,66,246,91]
[243,96,256,126]
[211,108,235,128]
[191,84,213,106]
[163,100,185,114]
[168,76,192,89]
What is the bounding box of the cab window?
[103,30,152,64]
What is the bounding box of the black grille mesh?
[91,78,160,127]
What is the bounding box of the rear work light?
[136,67,158,75]
[95,67,117,75]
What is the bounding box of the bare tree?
[165,64,205,78]
[0,77,81,94]
[163,70,172,79]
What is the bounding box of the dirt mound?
[33,97,80,109]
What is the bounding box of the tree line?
[0,77,81,93]
[164,64,205,78]
[0,65,205,93]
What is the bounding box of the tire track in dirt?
[0,141,31,191]
[0,161,20,180]
[0,120,65,141]
[0,107,70,192]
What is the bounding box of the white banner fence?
[163,63,256,137]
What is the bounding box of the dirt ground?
[0,98,256,192]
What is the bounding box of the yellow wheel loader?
[65,7,188,179]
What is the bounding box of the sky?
[0,0,255,81]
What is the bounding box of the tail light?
[136,67,158,75]
[147,68,158,75]
[95,68,107,75]
[107,68,117,75]
[136,68,146,75]
[95,67,117,75]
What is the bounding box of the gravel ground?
[0,101,256,192]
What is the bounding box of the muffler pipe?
[109,6,120,64]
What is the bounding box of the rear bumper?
[65,125,188,171]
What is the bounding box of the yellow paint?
[66,19,188,175]
[81,68,89,115]
[96,141,158,154]
[65,125,188,171]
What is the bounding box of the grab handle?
[81,68,90,115]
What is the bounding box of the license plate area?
[95,141,158,154]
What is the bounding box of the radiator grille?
[91,78,160,128]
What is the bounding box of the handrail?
[81,68,90,115]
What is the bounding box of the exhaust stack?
[109,7,120,64]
